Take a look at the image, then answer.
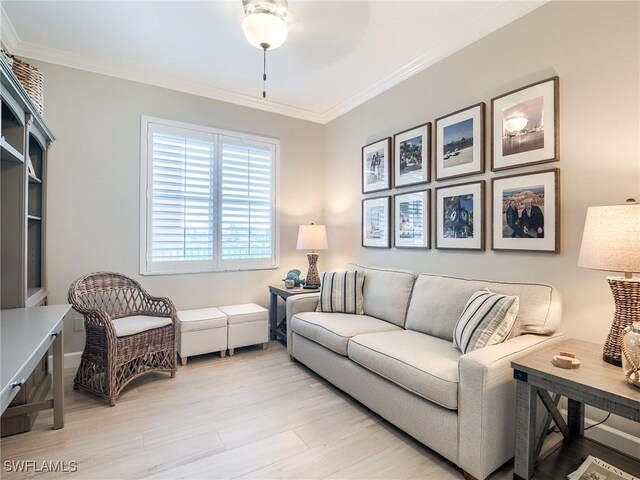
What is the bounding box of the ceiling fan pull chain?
[262,46,267,98]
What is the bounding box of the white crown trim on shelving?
[1,1,548,125]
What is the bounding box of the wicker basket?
[1,50,44,115]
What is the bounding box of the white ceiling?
[1,1,546,123]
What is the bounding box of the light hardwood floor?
[1,343,513,479]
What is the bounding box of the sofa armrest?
[458,332,565,480]
[286,293,319,355]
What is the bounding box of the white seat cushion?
[112,315,172,338]
[219,303,267,325]
[177,307,227,332]
[348,330,461,410]
[290,311,402,356]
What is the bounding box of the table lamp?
[296,223,328,289]
[578,198,640,366]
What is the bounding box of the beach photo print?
[492,77,559,171]
[362,138,391,193]
[435,103,485,180]
[394,123,431,187]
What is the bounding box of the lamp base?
[305,252,321,289]
[603,277,640,367]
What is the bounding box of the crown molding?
[8,41,326,124]
[0,5,20,51]
[3,0,547,125]
[321,0,549,123]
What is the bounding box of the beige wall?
[323,1,639,347]
[33,61,325,353]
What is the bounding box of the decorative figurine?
[283,269,306,288]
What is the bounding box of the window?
[140,117,278,275]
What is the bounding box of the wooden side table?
[511,338,640,480]
[269,285,319,343]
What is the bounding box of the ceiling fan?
[241,0,290,99]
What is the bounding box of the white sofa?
[286,264,563,480]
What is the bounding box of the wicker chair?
[68,272,177,406]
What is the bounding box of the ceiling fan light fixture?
[242,3,288,51]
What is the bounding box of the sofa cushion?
[316,270,365,314]
[348,330,461,410]
[290,311,402,356]
[405,273,561,341]
[453,289,519,353]
[345,263,416,327]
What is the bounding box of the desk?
[269,285,319,343]
[1,305,71,430]
[511,338,640,480]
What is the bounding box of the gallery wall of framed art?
[360,75,561,254]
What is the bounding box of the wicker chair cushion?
[112,315,172,338]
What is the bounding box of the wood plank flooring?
[0,343,513,479]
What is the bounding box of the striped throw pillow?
[453,288,520,354]
[316,271,365,315]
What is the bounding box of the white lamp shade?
[297,224,328,250]
[578,202,640,273]
[242,12,288,50]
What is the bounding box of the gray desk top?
[1,305,71,412]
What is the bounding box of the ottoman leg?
[228,348,235,357]
[220,350,226,358]
[181,356,187,366]
[262,342,269,350]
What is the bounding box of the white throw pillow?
[453,288,519,353]
[316,270,365,315]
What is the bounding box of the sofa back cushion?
[346,263,416,327]
[405,273,561,341]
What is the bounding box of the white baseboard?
[560,408,640,458]
[48,351,82,371]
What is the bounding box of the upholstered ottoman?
[176,307,228,365]
[219,303,269,356]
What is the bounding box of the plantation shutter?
[147,123,216,271]
[141,118,278,275]
[219,136,275,269]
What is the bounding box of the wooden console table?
[1,305,71,431]
[269,285,318,342]
[511,338,640,480]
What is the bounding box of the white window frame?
[139,115,280,275]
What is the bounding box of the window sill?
[140,265,279,276]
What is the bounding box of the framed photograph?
[394,123,431,187]
[492,168,560,252]
[394,189,430,249]
[362,138,391,193]
[362,196,391,248]
[435,103,485,181]
[491,76,559,171]
[435,181,484,250]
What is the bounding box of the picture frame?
[394,189,430,249]
[393,123,431,188]
[362,196,391,248]
[362,138,392,193]
[435,180,485,250]
[491,168,560,253]
[435,103,485,181]
[491,76,559,171]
